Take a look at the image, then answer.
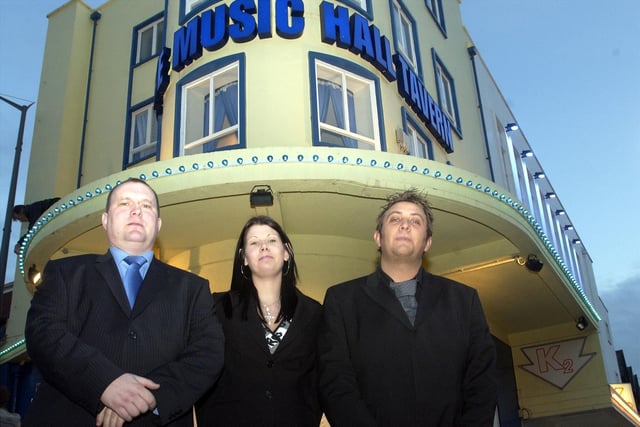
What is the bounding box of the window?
[391,0,419,70]
[313,59,381,150]
[406,123,430,159]
[433,51,460,132]
[181,0,216,23]
[402,108,433,160]
[339,0,370,15]
[425,0,445,32]
[136,18,164,65]
[185,0,209,14]
[180,62,240,155]
[129,103,158,163]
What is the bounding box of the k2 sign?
[519,337,595,389]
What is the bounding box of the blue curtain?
[318,79,357,148]
[203,81,239,152]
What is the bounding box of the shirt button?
[265,390,272,400]
[128,330,137,339]
[267,361,274,368]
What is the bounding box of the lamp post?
[0,95,33,318]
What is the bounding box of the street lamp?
[0,95,33,317]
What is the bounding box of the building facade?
[1,0,638,425]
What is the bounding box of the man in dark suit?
[24,178,225,426]
[318,189,497,426]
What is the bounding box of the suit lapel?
[273,292,311,353]
[414,270,443,328]
[245,297,273,354]
[361,271,414,330]
[131,258,165,316]
[95,252,131,315]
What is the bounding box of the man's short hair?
[376,189,434,238]
[105,178,160,214]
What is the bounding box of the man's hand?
[100,374,160,422]
[96,407,126,427]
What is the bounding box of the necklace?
[261,300,281,325]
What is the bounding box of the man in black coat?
[24,178,224,426]
[12,197,60,254]
[318,189,497,426]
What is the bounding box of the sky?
[460,0,640,370]
[1,1,638,368]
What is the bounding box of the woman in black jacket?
[196,215,322,427]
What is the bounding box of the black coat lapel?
[95,252,131,315]
[413,270,443,328]
[361,271,414,329]
[132,258,167,316]
[273,291,312,353]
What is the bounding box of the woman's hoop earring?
[283,259,291,276]
[240,264,250,280]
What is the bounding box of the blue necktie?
[124,256,146,308]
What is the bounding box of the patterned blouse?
[262,318,291,354]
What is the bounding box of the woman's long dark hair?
[224,215,299,322]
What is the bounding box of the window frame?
[126,101,159,166]
[134,15,164,66]
[338,0,373,20]
[402,108,434,160]
[174,54,246,157]
[309,52,386,152]
[185,0,209,14]
[181,0,217,24]
[432,49,461,136]
[425,0,446,36]
[390,0,422,75]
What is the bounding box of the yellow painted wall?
[27,0,94,199]
[511,325,613,418]
[78,0,164,184]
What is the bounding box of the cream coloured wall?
[429,0,490,175]
[78,0,164,184]
[511,325,613,419]
[26,0,94,200]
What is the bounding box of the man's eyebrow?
[386,210,425,217]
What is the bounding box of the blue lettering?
[257,0,272,38]
[417,85,429,124]
[393,54,453,152]
[429,98,439,135]
[433,105,443,138]
[320,2,394,82]
[409,72,422,112]
[154,47,171,114]
[172,17,202,71]
[319,1,351,48]
[441,116,453,152]
[169,1,453,152]
[201,6,229,51]
[372,26,395,81]
[229,0,257,43]
[350,14,374,59]
[276,0,304,39]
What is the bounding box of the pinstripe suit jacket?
[24,252,224,426]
